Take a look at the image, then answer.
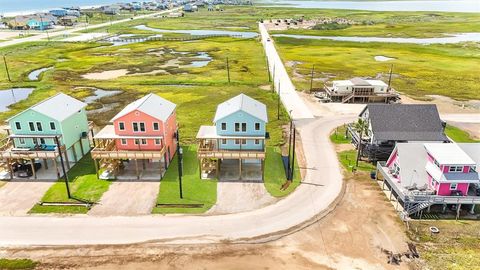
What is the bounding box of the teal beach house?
[0,93,91,179]
[196,94,268,181]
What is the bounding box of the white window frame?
[140,122,146,132]
[40,138,46,144]
[134,139,140,145]
[449,166,463,173]
[235,123,240,132]
[132,122,145,133]
[28,122,35,131]
[234,139,240,145]
[19,138,25,145]
[241,123,247,132]
[118,122,125,131]
[121,138,127,145]
[241,139,247,145]
[222,139,227,145]
[221,123,227,131]
[49,122,56,130]
[254,139,260,145]
[15,122,21,130]
[153,122,160,131]
[154,138,161,145]
[450,183,458,190]
[255,122,260,131]
[141,139,147,145]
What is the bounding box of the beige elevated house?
[324,77,399,103]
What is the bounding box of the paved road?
[0,115,354,246]
[0,8,179,48]
[259,23,314,120]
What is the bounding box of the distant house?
[1,93,91,179]
[377,142,480,219]
[59,16,78,26]
[183,4,195,12]
[49,9,68,17]
[92,94,178,180]
[101,5,120,15]
[196,94,268,180]
[324,77,399,103]
[349,104,449,161]
[9,14,55,30]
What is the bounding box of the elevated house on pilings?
[324,77,399,103]
[91,93,177,180]
[376,142,480,220]
[196,94,268,181]
[0,93,92,180]
[348,104,449,162]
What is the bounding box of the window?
[133,122,146,132]
[119,122,125,131]
[449,166,463,173]
[121,139,127,145]
[19,138,25,145]
[134,139,140,145]
[241,139,246,145]
[221,123,227,131]
[36,122,43,131]
[235,123,240,132]
[15,122,21,130]
[234,139,240,145]
[140,123,145,132]
[255,139,260,145]
[469,166,477,173]
[33,138,38,145]
[141,139,147,145]
[40,138,46,144]
[255,123,260,131]
[153,122,160,131]
[155,139,161,145]
[450,183,458,190]
[29,122,35,131]
[50,122,56,130]
[222,139,227,145]
[241,123,247,132]
[434,159,440,168]
[133,123,139,132]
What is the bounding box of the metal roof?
[110,93,176,122]
[8,93,87,122]
[361,104,448,142]
[213,94,268,123]
[424,143,475,165]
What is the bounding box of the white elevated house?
[325,77,398,103]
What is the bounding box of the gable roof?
[213,94,268,123]
[8,93,87,122]
[424,143,475,165]
[110,93,176,122]
[361,104,448,142]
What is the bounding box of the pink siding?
[463,166,470,173]
[112,109,178,162]
[437,182,469,196]
[386,149,398,167]
[443,166,450,173]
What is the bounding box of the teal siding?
[58,108,90,161]
[215,111,266,150]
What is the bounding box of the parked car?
[13,162,42,178]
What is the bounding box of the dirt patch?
[82,69,129,80]
[448,121,480,139]
[401,94,480,114]
[259,84,271,91]
[335,143,354,152]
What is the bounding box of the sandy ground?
[207,182,278,214]
[400,94,480,114]
[88,180,160,216]
[447,121,480,139]
[0,179,55,216]
[2,169,412,269]
[82,69,129,80]
[0,30,31,40]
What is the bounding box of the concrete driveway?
[0,179,55,216]
[88,180,160,216]
[208,182,277,214]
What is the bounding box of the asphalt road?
[0,8,180,48]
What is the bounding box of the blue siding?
[215,111,266,150]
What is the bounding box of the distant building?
[324,77,398,103]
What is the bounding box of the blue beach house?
[196,94,268,180]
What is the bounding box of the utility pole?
[387,64,393,92]
[176,130,183,199]
[277,81,281,120]
[3,55,11,82]
[309,64,315,92]
[356,127,363,167]
[55,136,71,198]
[290,126,296,181]
[287,110,293,178]
[272,63,275,89]
[266,56,271,82]
[226,57,231,83]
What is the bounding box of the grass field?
[29,155,111,214]
[0,258,37,270]
[444,124,480,143]
[274,37,480,100]
[264,146,301,197]
[329,124,351,144]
